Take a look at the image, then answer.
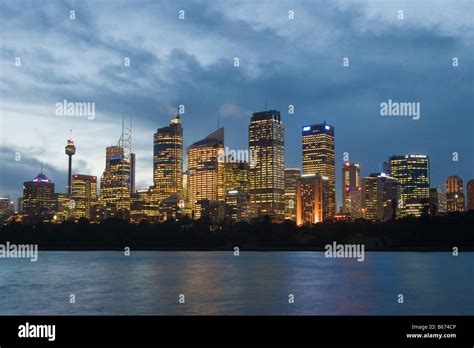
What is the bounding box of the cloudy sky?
[1,0,473,208]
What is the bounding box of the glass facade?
[302,123,336,218]
[248,110,285,221]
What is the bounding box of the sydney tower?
[65,130,76,195]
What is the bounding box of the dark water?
[0,251,472,315]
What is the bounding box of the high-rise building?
[130,153,136,194]
[388,155,430,210]
[466,179,474,211]
[0,197,14,216]
[187,128,225,219]
[404,198,430,217]
[296,174,329,226]
[350,188,363,219]
[130,188,160,223]
[224,161,249,193]
[363,173,399,222]
[428,188,447,215]
[445,175,464,212]
[22,172,55,220]
[55,193,72,222]
[195,199,225,223]
[182,172,188,201]
[342,162,361,215]
[153,115,183,203]
[225,189,248,222]
[302,122,335,217]
[105,146,123,169]
[248,110,285,221]
[100,146,131,218]
[71,174,97,219]
[284,168,300,221]
[65,131,76,195]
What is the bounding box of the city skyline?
[1,0,473,208]
[6,110,474,221]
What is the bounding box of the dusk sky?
[1,0,473,207]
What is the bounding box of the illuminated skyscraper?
[388,155,430,209]
[187,128,225,219]
[105,146,123,169]
[248,110,285,220]
[224,161,249,193]
[350,188,363,219]
[284,168,300,221]
[302,122,335,217]
[445,175,464,212]
[55,193,72,222]
[467,179,474,211]
[296,174,329,226]
[65,131,76,195]
[130,153,136,194]
[71,174,97,219]
[99,118,133,220]
[225,189,248,222]
[100,146,131,217]
[182,172,188,201]
[0,197,14,216]
[153,115,183,202]
[22,172,55,219]
[130,188,159,223]
[363,173,399,221]
[342,162,361,215]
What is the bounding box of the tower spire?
[65,130,76,195]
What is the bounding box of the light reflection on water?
[0,251,472,315]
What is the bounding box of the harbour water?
[0,251,472,315]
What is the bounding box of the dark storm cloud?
[0,0,472,206]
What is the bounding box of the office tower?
[65,131,76,195]
[100,146,131,217]
[187,128,225,219]
[445,175,464,212]
[0,197,14,216]
[130,189,159,223]
[153,115,183,202]
[342,162,361,214]
[130,153,136,194]
[467,179,474,211]
[225,161,249,193]
[350,188,363,219]
[388,155,430,209]
[296,174,329,226]
[55,193,72,222]
[302,122,335,217]
[363,173,399,222]
[22,172,55,220]
[284,168,300,221]
[195,199,225,222]
[225,189,248,222]
[404,198,430,217]
[248,110,285,220]
[182,172,188,201]
[429,188,447,215]
[105,146,123,169]
[71,174,97,219]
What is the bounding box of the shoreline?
[24,247,474,252]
